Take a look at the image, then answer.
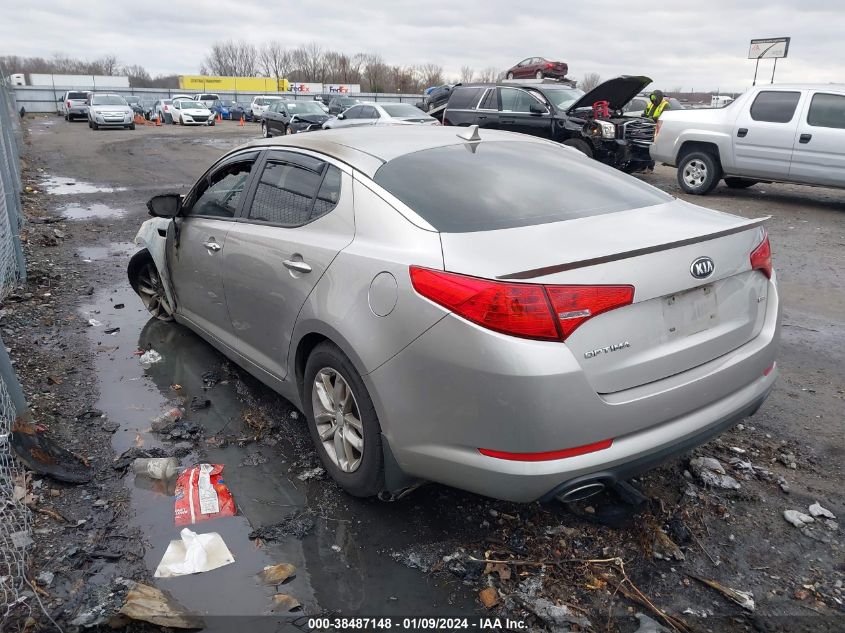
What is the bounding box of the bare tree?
[459,65,474,83]
[290,42,325,82]
[579,72,602,92]
[417,63,443,88]
[476,66,499,83]
[360,53,389,92]
[203,40,257,76]
[258,41,293,83]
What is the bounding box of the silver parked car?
[651,83,845,194]
[129,126,780,502]
[322,102,439,129]
[60,90,90,121]
[87,93,134,130]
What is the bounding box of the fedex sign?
[289,82,323,94]
[327,84,361,94]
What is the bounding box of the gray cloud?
[2,1,842,91]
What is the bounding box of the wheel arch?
[292,322,370,405]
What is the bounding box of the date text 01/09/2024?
[306,617,528,630]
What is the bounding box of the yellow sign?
[179,76,290,92]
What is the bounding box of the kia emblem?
[690,256,715,279]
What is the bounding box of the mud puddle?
[60,202,127,220]
[78,253,479,629]
[77,243,136,262]
[41,175,127,195]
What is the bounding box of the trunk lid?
[439,199,770,393]
[567,75,652,113]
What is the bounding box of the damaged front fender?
[134,218,177,312]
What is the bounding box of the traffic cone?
[239,114,245,127]
[155,115,161,127]
[216,112,222,123]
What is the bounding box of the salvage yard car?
[250,95,284,119]
[444,76,656,172]
[128,126,780,502]
[87,93,134,130]
[651,83,845,194]
[505,57,569,80]
[171,98,215,126]
[261,99,329,136]
[61,90,90,121]
[322,102,437,129]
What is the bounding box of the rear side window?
[807,93,845,129]
[374,142,670,232]
[447,87,484,110]
[750,91,801,123]
[246,155,341,227]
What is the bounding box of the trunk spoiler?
[497,217,769,280]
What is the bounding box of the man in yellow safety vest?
[643,90,670,120]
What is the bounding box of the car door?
[362,105,380,127]
[498,87,553,136]
[221,150,354,380]
[265,101,282,133]
[513,58,531,78]
[788,90,845,187]
[167,151,259,346]
[335,105,364,128]
[474,88,500,129]
[732,89,804,179]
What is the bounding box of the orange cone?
[216,112,222,123]
[155,115,161,127]
[239,114,245,127]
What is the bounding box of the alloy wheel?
[262,122,269,137]
[311,368,364,473]
[683,159,708,188]
[136,261,173,320]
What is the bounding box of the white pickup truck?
[650,84,845,195]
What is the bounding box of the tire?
[64,114,69,121]
[535,70,544,79]
[562,138,594,158]
[88,120,92,129]
[129,123,136,130]
[506,72,514,80]
[128,251,174,322]
[724,177,758,189]
[285,125,293,135]
[261,122,270,138]
[677,151,721,195]
[303,342,384,497]
[92,122,99,130]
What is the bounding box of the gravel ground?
[4,116,843,632]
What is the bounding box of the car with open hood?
[443,76,656,172]
[261,99,329,136]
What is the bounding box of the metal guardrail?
[12,85,425,114]
[0,75,32,624]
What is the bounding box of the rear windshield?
[382,104,427,117]
[373,141,671,232]
[68,92,88,100]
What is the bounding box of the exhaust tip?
[555,481,606,503]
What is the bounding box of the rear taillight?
[546,62,554,69]
[409,266,634,341]
[750,231,772,279]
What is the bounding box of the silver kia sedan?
[129,126,780,502]
[322,102,439,129]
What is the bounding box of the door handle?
[202,241,221,252]
[283,259,312,274]
[737,128,748,137]
[799,133,812,144]
[477,115,487,120]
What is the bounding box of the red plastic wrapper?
[174,464,235,526]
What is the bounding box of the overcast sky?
[2,0,842,92]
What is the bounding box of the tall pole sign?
[749,37,791,85]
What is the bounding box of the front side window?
[499,87,521,112]
[246,155,341,227]
[343,106,362,119]
[750,91,801,123]
[186,161,254,219]
[511,90,546,113]
[807,93,845,129]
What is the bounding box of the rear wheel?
[535,70,544,79]
[285,125,293,135]
[303,342,384,497]
[562,138,594,158]
[128,251,174,321]
[724,177,758,189]
[506,72,514,80]
[678,151,721,195]
[261,121,270,138]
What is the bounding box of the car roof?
[746,83,845,91]
[238,126,556,177]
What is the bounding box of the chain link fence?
[0,76,32,624]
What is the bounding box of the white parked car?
[171,99,215,126]
[250,95,284,119]
[651,83,845,194]
[194,93,220,108]
[87,93,134,130]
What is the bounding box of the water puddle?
[79,276,479,629]
[60,203,126,220]
[77,243,136,262]
[41,176,126,195]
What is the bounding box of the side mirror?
[529,103,547,115]
[147,194,182,218]
[338,113,346,120]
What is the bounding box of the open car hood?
[567,75,652,113]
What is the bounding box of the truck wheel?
[677,151,721,195]
[724,177,758,189]
[562,138,594,158]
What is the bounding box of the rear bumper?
[366,278,780,502]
